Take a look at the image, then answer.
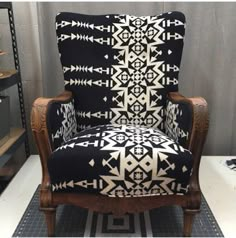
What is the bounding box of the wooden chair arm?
[31,90,73,190]
[168,92,209,193]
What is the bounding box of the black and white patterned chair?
[31,11,209,237]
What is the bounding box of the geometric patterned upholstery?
[55,11,186,131]
[47,11,194,197]
[48,124,193,197]
[47,99,78,150]
[165,99,193,147]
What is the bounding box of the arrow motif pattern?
[49,124,193,197]
[49,12,193,197]
[55,12,187,131]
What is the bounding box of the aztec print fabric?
[56,11,186,131]
[48,124,193,197]
[47,100,78,150]
[48,11,194,197]
[165,99,193,147]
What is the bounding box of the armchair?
[31,11,209,236]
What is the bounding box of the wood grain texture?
[31,90,73,207]
[52,193,189,216]
[183,208,200,237]
[168,92,209,197]
[41,208,56,237]
[31,90,208,236]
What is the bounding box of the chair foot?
[183,208,199,237]
[42,208,56,237]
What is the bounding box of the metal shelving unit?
[0,2,30,175]
[0,70,20,91]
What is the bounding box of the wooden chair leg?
[183,208,199,237]
[43,208,56,237]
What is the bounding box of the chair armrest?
[166,92,209,150]
[167,92,209,192]
[31,90,77,188]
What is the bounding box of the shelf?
[0,166,16,179]
[0,2,11,9]
[0,128,25,167]
[0,51,7,56]
[0,70,20,91]
[0,3,29,190]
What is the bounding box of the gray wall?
[0,2,236,155]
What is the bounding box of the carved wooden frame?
[31,90,209,237]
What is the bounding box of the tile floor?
[0,155,235,237]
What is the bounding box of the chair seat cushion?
[48,124,193,197]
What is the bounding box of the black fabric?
[55,11,186,131]
[48,124,193,197]
[165,99,193,148]
[225,158,236,171]
[47,11,195,197]
[47,99,78,150]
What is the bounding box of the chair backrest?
[55,11,186,131]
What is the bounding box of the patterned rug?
[13,186,223,237]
